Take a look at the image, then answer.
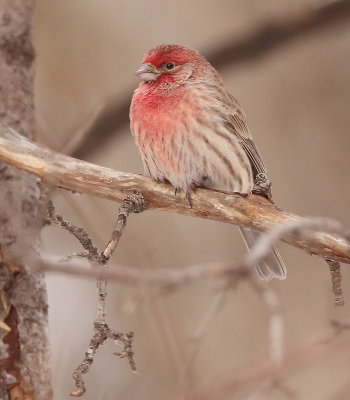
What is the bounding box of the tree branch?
[326,259,344,307]
[38,186,142,397]
[0,126,350,264]
[31,217,348,291]
[33,217,348,398]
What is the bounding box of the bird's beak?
[135,63,159,82]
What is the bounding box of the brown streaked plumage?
[130,44,286,280]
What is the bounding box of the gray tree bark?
[0,1,52,399]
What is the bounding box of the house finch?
[130,44,286,280]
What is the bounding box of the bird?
[130,44,286,280]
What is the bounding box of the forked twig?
[33,217,349,300]
[39,184,145,397]
[70,326,135,397]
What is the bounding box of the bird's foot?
[252,173,272,200]
[173,187,193,207]
[185,190,193,208]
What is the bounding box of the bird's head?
[135,44,208,86]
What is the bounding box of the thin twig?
[102,192,146,262]
[240,217,350,267]
[70,324,135,397]
[38,182,100,262]
[38,190,145,397]
[31,217,349,293]
[326,259,344,307]
[33,214,348,397]
[68,192,145,396]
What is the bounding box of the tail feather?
[239,227,286,280]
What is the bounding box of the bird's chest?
[131,84,198,142]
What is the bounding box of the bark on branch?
[0,126,350,264]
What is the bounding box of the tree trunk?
[0,1,52,399]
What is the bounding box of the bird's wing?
[223,100,267,177]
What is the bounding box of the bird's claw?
[252,173,272,200]
[185,191,193,208]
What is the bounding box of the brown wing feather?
[223,110,267,178]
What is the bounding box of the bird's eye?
[165,62,175,70]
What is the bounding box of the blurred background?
[32,1,350,399]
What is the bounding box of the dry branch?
[38,188,143,397]
[326,259,344,307]
[33,215,350,397]
[33,214,349,399]
[40,189,288,398]
[1,126,350,265]
[30,217,348,296]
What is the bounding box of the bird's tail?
[239,227,286,280]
